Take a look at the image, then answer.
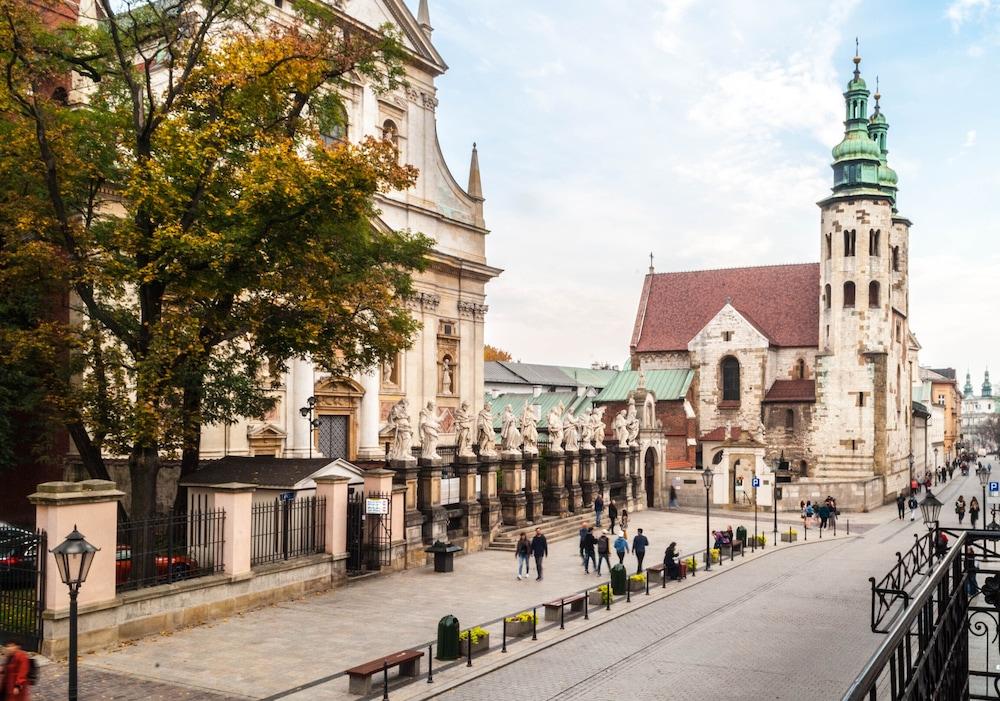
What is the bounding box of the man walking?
[530,528,548,581]
[594,494,604,527]
[896,493,905,520]
[608,500,619,534]
[596,530,611,575]
[908,493,918,521]
[632,528,649,573]
[613,532,630,564]
[582,527,598,574]
[578,521,589,566]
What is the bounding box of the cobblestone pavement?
[32,662,243,700]
[425,468,987,701]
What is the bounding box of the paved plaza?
[33,465,991,700]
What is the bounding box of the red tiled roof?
[699,426,746,442]
[631,263,820,352]
[763,379,817,403]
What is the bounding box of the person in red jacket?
[2,639,31,699]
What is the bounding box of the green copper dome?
[832,131,882,163]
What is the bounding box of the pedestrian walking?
[669,485,679,509]
[594,494,604,527]
[613,533,629,564]
[2,639,32,700]
[827,497,838,529]
[965,546,980,596]
[619,508,629,537]
[596,530,611,575]
[515,532,530,580]
[632,528,649,573]
[971,497,981,528]
[663,542,680,581]
[956,497,967,525]
[582,527,598,573]
[530,528,548,581]
[578,521,589,566]
[608,500,619,534]
[818,502,830,529]
[908,494,918,521]
[896,493,906,520]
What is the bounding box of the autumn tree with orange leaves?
[0,0,431,518]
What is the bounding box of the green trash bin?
[735,525,747,547]
[610,563,627,595]
[436,615,460,661]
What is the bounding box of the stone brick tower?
[811,49,912,491]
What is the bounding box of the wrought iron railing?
[116,510,226,592]
[250,496,326,567]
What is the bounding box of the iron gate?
[0,527,46,652]
[345,491,392,575]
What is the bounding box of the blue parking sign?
[990,481,999,495]
[751,476,761,489]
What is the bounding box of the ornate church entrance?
[318,415,349,461]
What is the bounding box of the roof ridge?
[649,261,819,276]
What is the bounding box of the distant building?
[962,370,998,452]
[922,368,963,463]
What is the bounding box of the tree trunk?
[129,444,161,521]
[172,375,205,514]
[66,420,112,482]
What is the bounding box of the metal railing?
[0,527,46,651]
[116,510,226,592]
[251,496,326,567]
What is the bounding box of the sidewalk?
[77,505,843,700]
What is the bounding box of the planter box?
[588,590,606,607]
[460,633,490,657]
[506,619,533,637]
[628,578,646,592]
[703,551,720,563]
[780,532,798,543]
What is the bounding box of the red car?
[115,545,198,585]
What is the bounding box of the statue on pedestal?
[614,409,629,446]
[500,403,522,453]
[477,402,497,457]
[521,404,539,455]
[591,406,607,449]
[579,408,594,449]
[641,393,656,429]
[453,401,475,457]
[626,396,640,446]
[547,402,564,451]
[419,401,446,460]
[562,410,580,451]
[386,398,414,461]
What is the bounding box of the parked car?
[115,546,198,585]
[0,524,38,590]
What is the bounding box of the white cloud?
[964,129,978,147]
[947,0,993,30]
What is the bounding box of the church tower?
[965,371,975,398]
[812,48,912,487]
[984,370,993,398]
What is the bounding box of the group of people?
[576,522,648,575]
[799,497,839,529]
[514,528,550,581]
[592,495,629,534]
[953,496,983,527]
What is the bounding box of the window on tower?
[825,233,832,259]
[824,283,832,310]
[892,246,900,272]
[843,281,856,308]
[844,229,856,257]
[785,409,795,429]
[869,229,880,256]
[868,280,880,308]
[721,356,740,403]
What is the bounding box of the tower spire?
[648,252,654,274]
[417,0,432,36]
[853,37,861,80]
[467,142,483,200]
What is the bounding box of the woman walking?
[619,508,630,538]
[613,533,629,564]
[515,532,530,580]
[956,496,967,525]
[970,497,981,528]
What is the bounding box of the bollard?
[626,583,631,603]
[427,645,434,683]
[662,566,667,588]
[466,629,473,667]
[584,590,589,620]
[502,618,508,653]
[834,518,837,536]
[646,572,650,595]
[606,580,611,610]
[848,519,851,535]
[532,607,537,641]
[819,522,823,539]
[382,660,389,701]
[560,598,565,630]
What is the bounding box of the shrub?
[505,611,538,624]
[710,548,721,562]
[683,556,697,571]
[459,626,489,644]
[756,534,766,546]
[596,584,612,604]
[629,573,646,583]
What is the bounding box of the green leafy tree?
[1,0,431,518]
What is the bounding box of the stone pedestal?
[523,455,544,523]
[580,448,596,508]
[545,451,569,517]
[455,456,483,551]
[390,458,425,567]
[499,453,527,526]
[478,456,502,536]
[595,448,608,504]
[418,458,448,544]
[629,446,642,511]
[565,450,583,513]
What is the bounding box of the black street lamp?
[50,526,99,701]
[702,467,714,571]
[908,453,915,489]
[920,491,942,566]
[979,467,990,525]
[299,396,321,459]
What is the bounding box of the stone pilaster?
[389,458,424,567]
[629,446,643,511]
[544,450,569,517]
[595,448,608,504]
[478,455,502,537]
[418,457,448,544]
[499,452,527,526]
[454,456,483,552]
[523,455,544,523]
[565,449,583,513]
[580,447,596,508]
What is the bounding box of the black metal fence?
[116,510,226,592]
[0,526,46,651]
[251,496,326,567]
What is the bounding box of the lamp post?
[979,467,990,526]
[920,490,942,567]
[908,453,915,490]
[773,459,779,544]
[933,447,939,471]
[50,527,99,701]
[299,396,321,459]
[702,468,714,571]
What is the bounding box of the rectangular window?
[857,392,865,407]
[722,331,733,342]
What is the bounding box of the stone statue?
[440,357,453,395]
[521,404,539,455]
[547,402,564,452]
[418,401,446,460]
[641,392,656,429]
[562,410,580,451]
[386,398,414,461]
[477,402,497,457]
[591,406,607,449]
[638,369,647,390]
[579,409,594,449]
[614,409,629,446]
[626,396,640,445]
[500,404,522,453]
[453,401,474,457]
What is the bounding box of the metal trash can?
[610,563,627,595]
[436,615,460,661]
[736,525,747,546]
[425,541,463,573]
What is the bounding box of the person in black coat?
[608,500,619,534]
[664,542,680,581]
[582,527,598,574]
[530,528,548,581]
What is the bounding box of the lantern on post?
[51,526,99,701]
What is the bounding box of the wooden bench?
[345,649,424,695]
[543,593,586,621]
[648,561,687,583]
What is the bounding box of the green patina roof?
[558,367,619,389]
[594,369,694,403]
[486,392,591,431]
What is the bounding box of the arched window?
[320,102,349,146]
[382,119,399,146]
[796,359,806,379]
[892,246,900,272]
[721,356,740,402]
[843,281,856,308]
[896,365,902,412]
[785,409,795,429]
[51,86,68,105]
[824,283,832,310]
[844,229,856,257]
[825,233,832,259]
[868,280,880,308]
[869,229,880,256]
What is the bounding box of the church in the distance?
[629,51,916,511]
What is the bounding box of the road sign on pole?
[990,481,999,496]
[751,476,761,489]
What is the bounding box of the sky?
[418,0,999,379]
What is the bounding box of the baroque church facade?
[630,53,913,511]
[194,0,501,464]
